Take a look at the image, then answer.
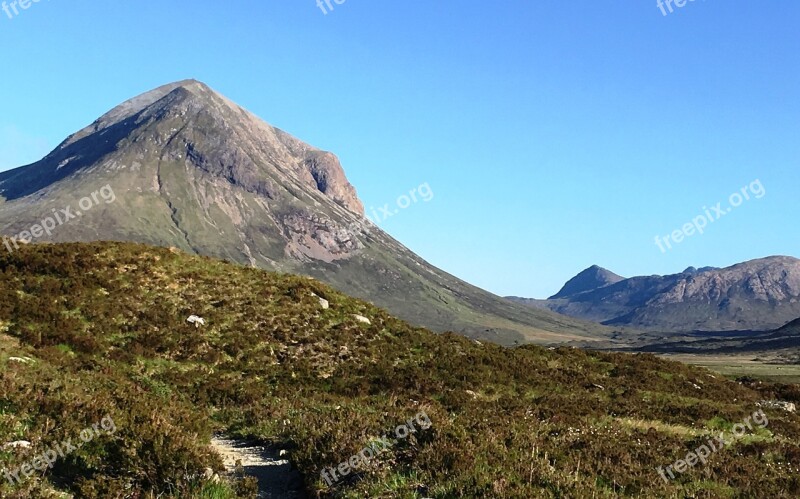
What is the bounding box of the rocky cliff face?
[0,80,611,345]
[650,257,800,306]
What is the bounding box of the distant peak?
[173,78,206,88]
[158,79,218,98]
[549,265,625,300]
[583,265,617,276]
[149,78,211,94]
[121,79,220,111]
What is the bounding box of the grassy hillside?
[1,242,799,497]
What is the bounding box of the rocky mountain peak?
[2,79,364,215]
[549,265,625,299]
[62,79,214,147]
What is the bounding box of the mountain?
[0,79,610,345]
[509,256,800,332]
[1,242,798,497]
[549,265,625,299]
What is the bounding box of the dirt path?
[211,436,305,498]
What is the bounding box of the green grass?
[667,353,800,383]
[191,482,240,499]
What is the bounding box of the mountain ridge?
[508,256,800,332]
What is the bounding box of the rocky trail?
[211,436,305,498]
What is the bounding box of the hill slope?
[1,242,799,497]
[0,79,610,345]
[511,257,800,332]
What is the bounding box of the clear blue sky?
[1,1,798,298]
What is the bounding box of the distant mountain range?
[0,79,611,345]
[508,256,800,332]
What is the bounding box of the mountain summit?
[549,265,625,299]
[0,80,610,344]
[0,79,363,215]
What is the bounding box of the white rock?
[187,315,206,327]
[758,400,797,413]
[318,298,329,310]
[3,441,31,449]
[8,357,34,364]
[353,315,371,325]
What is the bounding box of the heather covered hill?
[1,242,800,497]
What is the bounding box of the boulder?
[187,315,206,327]
[757,400,797,413]
[353,315,371,325]
[8,356,35,364]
